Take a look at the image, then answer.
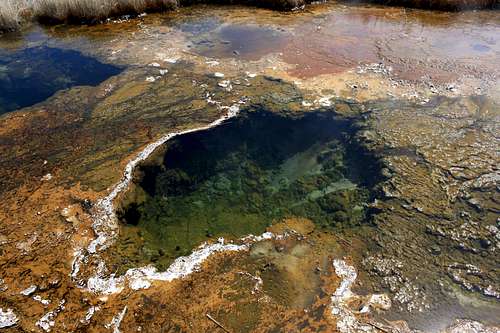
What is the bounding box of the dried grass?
[33,0,178,22]
[1,0,304,31]
[0,0,181,31]
[0,0,30,31]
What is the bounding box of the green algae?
[112,110,379,273]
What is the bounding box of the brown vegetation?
[33,0,177,22]
[0,1,26,31]
[0,0,308,32]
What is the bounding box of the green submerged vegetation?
[113,110,381,273]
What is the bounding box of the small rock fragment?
[20,285,37,296]
[0,308,18,328]
[33,295,51,305]
[206,60,219,66]
[41,173,52,181]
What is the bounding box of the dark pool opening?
[113,110,382,272]
[0,46,122,114]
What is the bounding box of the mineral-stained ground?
[0,3,499,333]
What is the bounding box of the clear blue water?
[0,46,122,114]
